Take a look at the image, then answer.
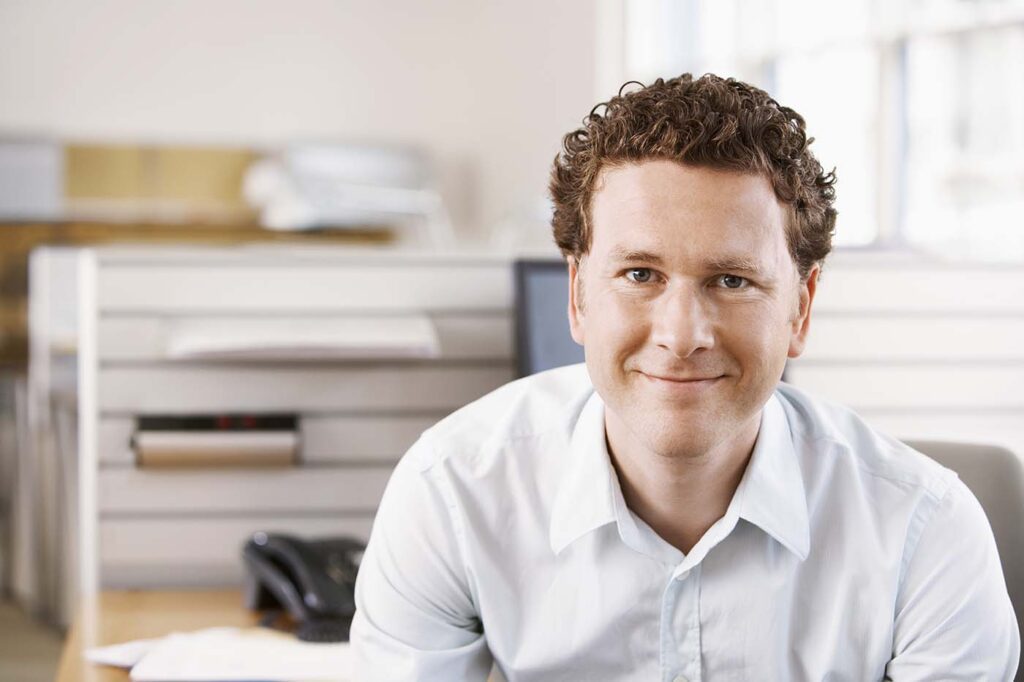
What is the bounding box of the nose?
[650,284,715,358]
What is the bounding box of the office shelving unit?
[24,244,516,625]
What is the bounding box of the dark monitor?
[514,259,585,378]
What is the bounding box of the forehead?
[588,160,792,272]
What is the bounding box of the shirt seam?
[789,425,950,504]
[421,437,485,626]
[778,387,952,502]
[421,384,594,469]
[894,473,956,607]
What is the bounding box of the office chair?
[905,440,1024,676]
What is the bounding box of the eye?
[718,274,748,289]
[625,268,653,283]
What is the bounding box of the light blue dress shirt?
[352,364,1019,681]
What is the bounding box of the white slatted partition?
[788,252,1024,457]
[86,246,515,588]
[99,517,377,587]
[82,247,1024,590]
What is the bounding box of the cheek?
[584,297,650,363]
[603,298,651,350]
[720,306,792,365]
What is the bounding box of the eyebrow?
[607,248,768,276]
[703,256,767,276]
[607,248,665,265]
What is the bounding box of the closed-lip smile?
[640,372,723,383]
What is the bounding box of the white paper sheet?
[165,316,440,361]
[87,627,351,682]
[85,634,163,668]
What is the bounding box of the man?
[352,74,1019,680]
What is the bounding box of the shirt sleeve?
[885,476,1020,680]
[351,438,493,682]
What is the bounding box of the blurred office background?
[1,0,1023,679]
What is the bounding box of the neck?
[605,411,761,554]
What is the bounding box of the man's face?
[568,160,818,460]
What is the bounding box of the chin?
[631,406,719,460]
[647,430,718,461]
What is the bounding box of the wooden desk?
[56,590,256,682]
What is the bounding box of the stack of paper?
[165,316,441,361]
[86,627,351,681]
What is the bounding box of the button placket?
[662,564,702,682]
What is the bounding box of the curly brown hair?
[549,73,837,279]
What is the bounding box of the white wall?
[0,0,600,244]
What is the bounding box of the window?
[614,0,1024,260]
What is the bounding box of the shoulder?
[402,363,594,474]
[774,382,957,504]
[773,383,997,611]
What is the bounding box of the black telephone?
[242,532,365,642]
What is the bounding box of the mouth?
[636,372,725,397]
[640,372,723,384]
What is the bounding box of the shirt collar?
[548,390,810,562]
[549,390,618,555]
[731,393,810,561]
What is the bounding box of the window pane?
[693,0,741,76]
[774,0,872,52]
[774,48,880,246]
[904,26,1024,261]
[883,0,1024,37]
[624,0,699,82]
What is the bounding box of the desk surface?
[56,590,257,682]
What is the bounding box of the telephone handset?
[242,532,365,642]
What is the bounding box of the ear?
[567,256,585,346]
[787,264,819,359]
